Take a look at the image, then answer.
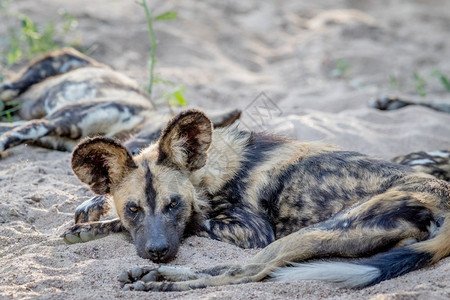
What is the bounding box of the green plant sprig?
[432,69,450,92]
[1,4,80,66]
[138,1,177,96]
[137,0,186,109]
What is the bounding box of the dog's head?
[72,110,212,262]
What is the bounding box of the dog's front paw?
[74,195,109,223]
[61,223,105,244]
[118,267,159,288]
[118,265,205,291]
[122,281,181,292]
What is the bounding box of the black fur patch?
[216,131,286,205]
[144,162,157,212]
[360,247,432,286]
[359,200,434,232]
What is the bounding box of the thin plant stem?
[141,0,156,98]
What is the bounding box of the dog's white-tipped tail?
[270,261,380,288]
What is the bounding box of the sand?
[1,0,450,299]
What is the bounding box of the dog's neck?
[190,127,250,194]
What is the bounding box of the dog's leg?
[0,121,24,134]
[393,150,450,181]
[120,188,444,291]
[74,195,111,224]
[197,206,275,248]
[0,119,55,153]
[30,136,79,152]
[0,48,99,101]
[61,218,125,244]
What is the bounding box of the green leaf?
[389,74,398,90]
[154,11,177,21]
[154,77,175,85]
[432,69,450,92]
[7,47,22,65]
[331,59,350,78]
[413,72,427,98]
[173,90,187,106]
[440,74,450,91]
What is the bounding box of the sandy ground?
[1,0,450,299]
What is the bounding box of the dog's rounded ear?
[158,109,212,171]
[72,137,137,195]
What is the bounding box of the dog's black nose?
[146,242,169,261]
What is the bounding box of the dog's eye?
[169,196,180,209]
[127,203,140,213]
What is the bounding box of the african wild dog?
[371,96,450,181]
[68,109,450,291]
[0,48,240,156]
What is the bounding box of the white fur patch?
[203,219,211,231]
[426,150,449,158]
[270,261,380,288]
[409,158,434,165]
[79,106,143,137]
[76,197,97,213]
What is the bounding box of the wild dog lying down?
[69,109,450,291]
[371,96,450,182]
[0,48,240,156]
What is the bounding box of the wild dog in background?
[371,96,450,181]
[69,109,450,291]
[0,48,240,156]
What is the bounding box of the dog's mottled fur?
[68,109,450,291]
